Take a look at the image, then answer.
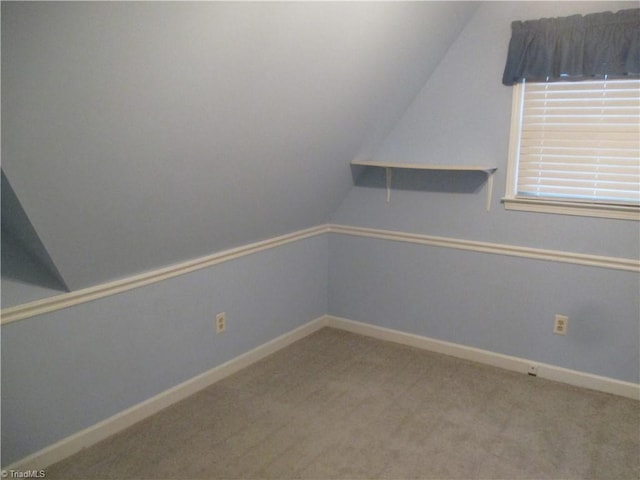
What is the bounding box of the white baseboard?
[7,314,638,471]
[4,316,327,472]
[324,315,640,401]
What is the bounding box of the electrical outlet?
[554,314,568,335]
[528,364,539,376]
[215,312,226,334]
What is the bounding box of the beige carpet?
[45,327,639,479]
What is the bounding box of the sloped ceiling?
[1,171,68,294]
[2,1,478,291]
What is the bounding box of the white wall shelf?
[350,160,497,210]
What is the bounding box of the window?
[504,78,640,220]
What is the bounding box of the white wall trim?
[3,316,327,472]
[324,315,640,401]
[6,314,638,471]
[2,223,637,324]
[503,197,640,221]
[327,224,640,272]
[0,225,330,325]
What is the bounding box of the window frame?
[503,80,640,221]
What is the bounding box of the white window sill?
[502,197,640,221]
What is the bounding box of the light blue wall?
[1,234,327,466]
[1,172,68,306]
[2,1,638,469]
[328,234,639,383]
[333,1,639,260]
[329,1,639,383]
[1,1,477,291]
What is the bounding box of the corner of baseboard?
[323,315,640,401]
[3,315,327,472]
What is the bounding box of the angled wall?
[1,171,68,306]
[329,1,639,382]
[1,1,477,291]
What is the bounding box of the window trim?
[502,81,640,221]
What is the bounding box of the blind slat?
[520,154,640,165]
[521,148,638,158]
[524,108,639,116]
[518,175,640,187]
[518,188,640,202]
[521,131,638,143]
[522,125,638,133]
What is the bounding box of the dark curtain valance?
[502,8,639,85]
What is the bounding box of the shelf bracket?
[385,167,392,203]
[485,170,495,212]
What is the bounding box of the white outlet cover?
[215,312,226,333]
[554,314,568,335]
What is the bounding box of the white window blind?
[515,78,640,206]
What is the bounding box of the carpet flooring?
[45,327,639,479]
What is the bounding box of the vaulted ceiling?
[2,2,478,294]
